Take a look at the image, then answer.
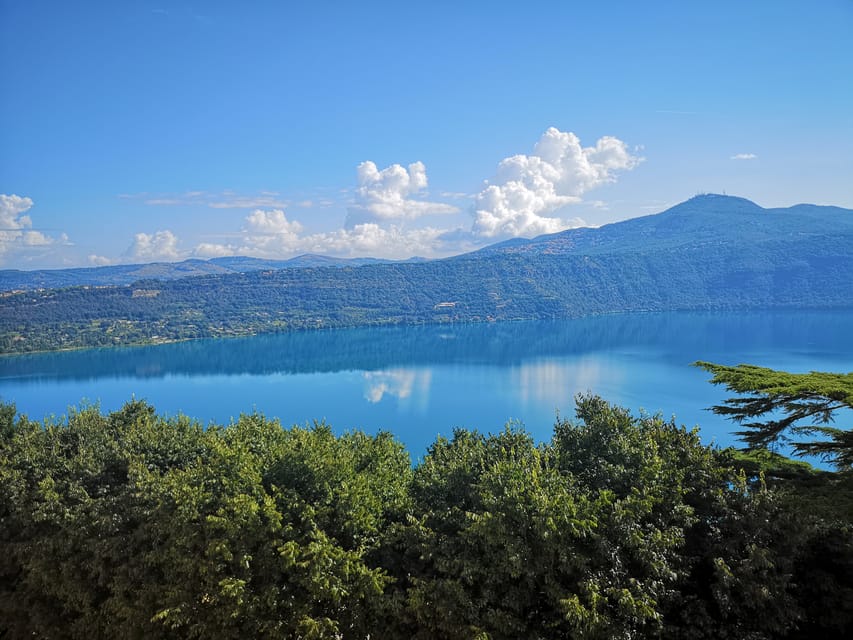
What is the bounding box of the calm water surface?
[2,311,852,460]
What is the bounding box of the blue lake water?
[2,311,852,461]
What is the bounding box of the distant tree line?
[2,392,851,639]
[3,231,853,355]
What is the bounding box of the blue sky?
[2,0,852,268]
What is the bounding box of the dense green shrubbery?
[1,396,851,639]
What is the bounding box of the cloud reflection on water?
[363,368,433,409]
[511,356,625,408]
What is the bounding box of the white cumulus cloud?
[194,242,238,258]
[245,208,303,236]
[21,230,54,246]
[472,127,642,239]
[193,218,447,261]
[731,153,757,160]
[88,254,113,266]
[345,160,458,227]
[0,194,68,263]
[227,208,305,256]
[190,132,642,262]
[0,194,34,229]
[126,230,181,261]
[302,224,446,258]
[192,165,462,260]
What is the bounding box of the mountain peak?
[471,194,853,259]
[671,193,763,213]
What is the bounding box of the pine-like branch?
[694,362,853,469]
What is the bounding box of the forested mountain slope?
[2,195,851,354]
[479,194,853,256]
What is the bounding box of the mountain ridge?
[2,194,851,354]
[0,253,408,291]
[471,194,852,258]
[2,194,850,292]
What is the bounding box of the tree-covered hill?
[477,194,853,256]
[2,195,851,354]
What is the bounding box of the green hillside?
[2,195,851,354]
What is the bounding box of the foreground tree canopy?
[697,362,853,468]
[1,396,851,639]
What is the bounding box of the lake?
[2,310,852,461]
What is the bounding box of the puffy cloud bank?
[472,128,641,239]
[3,127,644,267]
[126,230,180,261]
[106,128,642,265]
[194,214,446,261]
[190,129,641,261]
[345,160,458,228]
[194,160,458,260]
[0,194,68,263]
[239,209,304,255]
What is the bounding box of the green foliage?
[399,426,608,639]
[0,400,16,442]
[0,402,408,639]
[1,395,851,638]
[696,362,853,468]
